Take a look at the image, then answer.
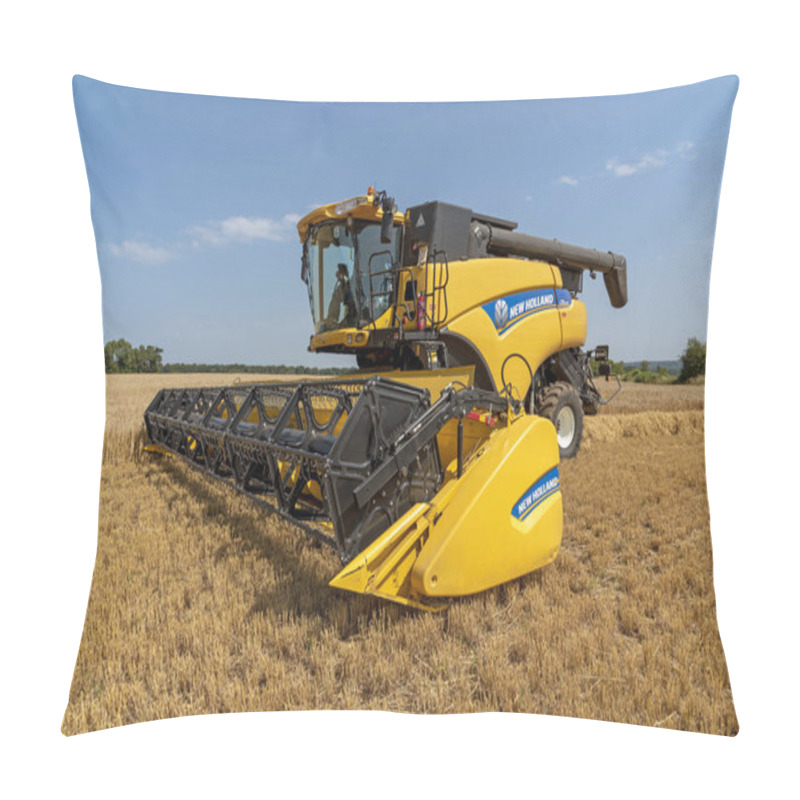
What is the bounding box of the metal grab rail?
[424,248,449,329]
[360,248,451,336]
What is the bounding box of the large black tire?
[536,381,584,460]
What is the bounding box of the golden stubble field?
[62,373,737,735]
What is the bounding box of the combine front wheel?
[536,382,584,459]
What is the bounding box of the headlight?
[335,196,367,215]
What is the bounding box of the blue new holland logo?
[512,467,560,521]
[482,289,556,335]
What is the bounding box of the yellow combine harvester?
[145,188,626,610]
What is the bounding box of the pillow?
[64,74,738,735]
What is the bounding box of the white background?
[3,2,797,797]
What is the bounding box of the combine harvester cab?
[145,377,562,610]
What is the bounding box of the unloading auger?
[145,187,626,609]
[145,375,562,610]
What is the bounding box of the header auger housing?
[145,188,626,610]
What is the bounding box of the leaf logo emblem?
[494,299,509,329]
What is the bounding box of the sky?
[73,75,738,367]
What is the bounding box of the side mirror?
[593,344,609,361]
[380,195,395,244]
[599,363,611,377]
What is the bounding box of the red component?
[466,411,496,428]
[417,293,426,330]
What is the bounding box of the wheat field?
[62,373,736,736]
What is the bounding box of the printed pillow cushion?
[64,75,738,735]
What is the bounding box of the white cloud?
[189,213,301,246]
[107,212,303,264]
[555,175,578,186]
[606,150,668,178]
[107,240,173,264]
[606,142,696,178]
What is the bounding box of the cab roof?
[296,188,405,241]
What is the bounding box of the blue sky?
[73,75,737,366]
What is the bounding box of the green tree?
[104,339,163,373]
[679,337,706,382]
[134,344,163,372]
[104,339,132,373]
[640,360,650,373]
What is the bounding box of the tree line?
[106,336,707,382]
[591,337,707,384]
[162,363,351,375]
[103,340,350,375]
